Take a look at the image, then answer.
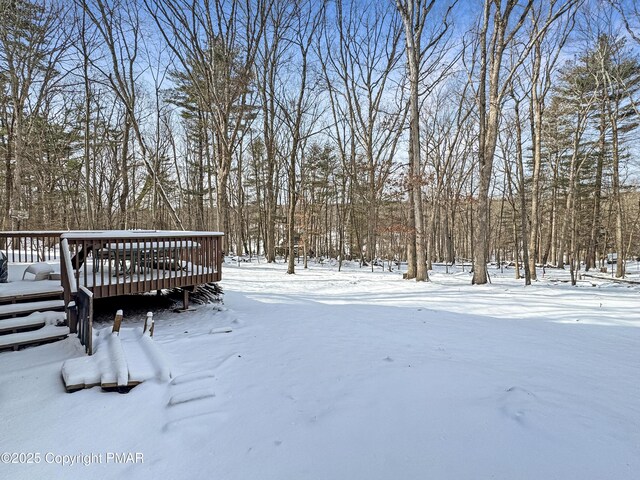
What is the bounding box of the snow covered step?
[0,299,65,318]
[0,316,46,334]
[0,281,63,304]
[0,324,70,350]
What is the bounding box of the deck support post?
[182,288,189,310]
[68,304,78,334]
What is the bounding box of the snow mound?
[61,326,173,391]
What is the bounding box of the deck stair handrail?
[60,238,79,333]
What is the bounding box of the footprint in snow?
[167,387,216,407]
[210,327,233,335]
[170,370,216,386]
[163,411,227,433]
[163,370,224,433]
[499,386,538,425]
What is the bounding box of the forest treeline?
[1,0,640,283]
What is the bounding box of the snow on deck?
[0,279,63,299]
[60,230,223,239]
[0,309,65,332]
[1,263,62,302]
[0,324,70,348]
[0,311,68,347]
[0,260,639,479]
[0,299,64,317]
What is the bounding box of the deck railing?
[0,231,64,262]
[60,231,223,299]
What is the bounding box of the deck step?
[0,281,63,305]
[0,324,70,350]
[0,316,46,334]
[0,300,65,318]
[0,292,69,350]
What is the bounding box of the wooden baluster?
[82,240,87,288]
[74,241,81,292]
[107,238,113,297]
[162,237,166,290]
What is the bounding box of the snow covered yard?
[0,261,639,480]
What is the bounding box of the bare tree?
[422,81,474,269]
[525,4,574,280]
[282,0,324,275]
[81,0,184,229]
[255,0,295,262]
[469,0,577,284]
[395,0,455,281]
[144,0,272,244]
[0,0,69,229]
[322,0,406,269]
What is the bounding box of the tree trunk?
[527,43,543,281]
[514,97,531,285]
[610,103,625,278]
[587,100,606,271]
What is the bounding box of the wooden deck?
[60,231,222,299]
[0,230,224,354]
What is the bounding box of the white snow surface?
[0,260,639,479]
